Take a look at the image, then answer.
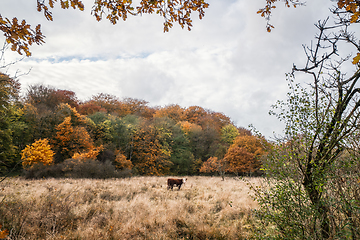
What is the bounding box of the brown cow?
[167,178,187,190]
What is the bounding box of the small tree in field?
[21,139,54,169]
[200,157,227,180]
[252,8,360,239]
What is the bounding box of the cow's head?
[183,178,187,184]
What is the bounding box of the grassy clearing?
[0,176,261,239]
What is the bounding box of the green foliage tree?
[2,80,242,176]
[252,10,360,239]
[153,116,195,175]
[7,105,32,158]
[220,124,239,145]
[115,114,140,161]
[169,124,195,175]
[21,85,81,146]
[0,73,20,173]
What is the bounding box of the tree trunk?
[303,176,330,239]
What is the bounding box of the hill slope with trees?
[0,79,267,177]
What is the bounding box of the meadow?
[0,176,261,240]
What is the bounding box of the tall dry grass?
[0,176,261,239]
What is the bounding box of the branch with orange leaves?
[0,16,45,57]
[1,0,209,57]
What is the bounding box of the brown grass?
[0,176,261,240]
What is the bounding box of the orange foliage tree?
[21,138,54,169]
[78,101,106,115]
[122,98,155,119]
[55,103,87,126]
[153,104,186,121]
[200,156,227,180]
[87,93,121,114]
[178,121,202,135]
[184,106,208,125]
[52,104,96,162]
[114,151,133,170]
[224,135,265,175]
[52,116,95,162]
[208,112,232,131]
[183,106,231,133]
[25,84,78,111]
[72,146,103,161]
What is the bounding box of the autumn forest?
[0,73,266,178]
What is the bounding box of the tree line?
[0,74,266,177]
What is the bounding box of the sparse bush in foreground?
[0,176,260,239]
[251,12,360,239]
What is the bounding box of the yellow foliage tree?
[131,122,171,175]
[21,138,54,169]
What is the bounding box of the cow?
[167,178,187,190]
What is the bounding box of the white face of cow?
[183,178,187,184]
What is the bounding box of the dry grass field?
[0,176,262,240]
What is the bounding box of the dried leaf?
[352,52,360,64]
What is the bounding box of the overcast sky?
[1,0,337,138]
